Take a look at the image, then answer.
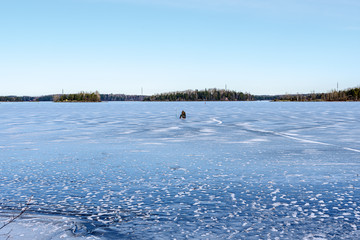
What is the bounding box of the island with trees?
[53,91,101,102]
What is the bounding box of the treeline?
[144,89,253,101]
[54,91,101,102]
[0,94,144,102]
[2,86,360,102]
[0,96,25,102]
[0,96,45,102]
[253,95,279,101]
[100,94,145,101]
[274,87,360,102]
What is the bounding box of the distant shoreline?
[1,86,359,102]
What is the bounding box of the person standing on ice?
[180,110,186,119]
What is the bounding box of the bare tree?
[0,196,33,231]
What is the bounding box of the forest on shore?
[1,86,360,102]
[0,93,144,102]
[143,89,253,101]
[273,88,360,101]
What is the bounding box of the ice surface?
[0,101,360,239]
[0,212,102,239]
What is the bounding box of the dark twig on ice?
[0,196,33,231]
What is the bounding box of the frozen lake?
[0,101,360,239]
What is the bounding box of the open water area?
[0,101,360,239]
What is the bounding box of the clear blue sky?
[1,0,359,96]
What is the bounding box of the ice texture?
[0,101,360,239]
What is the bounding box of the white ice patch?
[152,126,180,133]
[270,189,280,195]
[303,233,327,240]
[200,128,216,133]
[343,147,360,153]
[120,130,136,134]
[231,138,269,144]
[142,142,164,145]
[272,202,281,207]
[230,193,236,201]
[0,213,103,240]
[211,118,222,125]
[244,126,360,153]
[130,150,150,153]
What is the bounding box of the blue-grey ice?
[0,101,360,239]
